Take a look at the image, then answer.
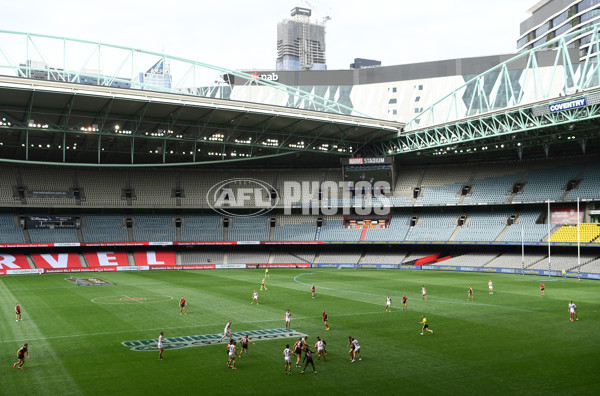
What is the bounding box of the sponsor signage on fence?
[399,265,419,270]
[358,264,396,269]
[25,190,72,198]
[44,267,110,273]
[149,265,212,271]
[317,263,355,268]
[550,207,584,225]
[248,263,310,269]
[6,268,44,275]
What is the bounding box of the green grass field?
[2,269,599,395]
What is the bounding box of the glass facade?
[535,23,549,38]
[553,10,569,26]
[518,0,600,58]
[580,8,600,23]
[580,0,600,10]
[517,36,529,48]
[555,23,572,37]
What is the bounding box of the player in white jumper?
[488,280,494,294]
[251,290,259,305]
[284,310,292,329]
[227,340,237,369]
[569,301,578,322]
[220,320,233,342]
[386,296,392,312]
[314,337,327,361]
[158,332,164,360]
[421,286,427,300]
[348,337,362,362]
[283,344,292,375]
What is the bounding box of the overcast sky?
[2,0,532,71]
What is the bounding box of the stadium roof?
[1,27,600,168]
[0,76,401,167]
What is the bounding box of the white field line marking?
[0,310,391,345]
[2,285,82,394]
[293,273,592,313]
[91,295,173,304]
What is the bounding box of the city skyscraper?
[276,7,327,71]
[518,0,600,58]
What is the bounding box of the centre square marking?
[66,277,115,286]
[122,328,307,351]
[120,298,146,301]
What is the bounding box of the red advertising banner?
[551,207,584,225]
[31,253,81,269]
[43,267,112,274]
[134,251,176,266]
[0,253,30,270]
[0,243,53,248]
[82,242,149,247]
[86,251,129,267]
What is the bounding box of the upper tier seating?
[0,214,26,243]
[274,215,317,241]
[228,216,270,241]
[453,211,510,242]
[462,162,527,205]
[564,162,600,201]
[498,211,549,242]
[405,212,457,241]
[180,215,223,241]
[28,227,79,243]
[363,215,411,241]
[0,158,598,209]
[415,165,473,205]
[513,163,585,203]
[319,216,362,241]
[82,215,128,242]
[132,215,176,242]
[19,167,77,206]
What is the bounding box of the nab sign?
[250,72,279,82]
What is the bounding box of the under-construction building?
[276,7,327,71]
